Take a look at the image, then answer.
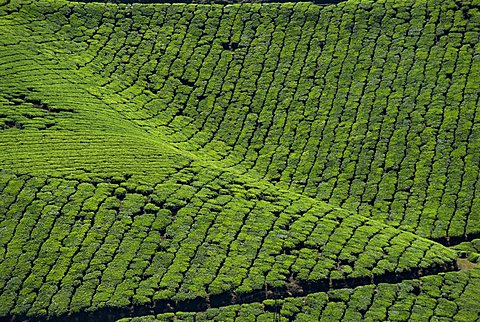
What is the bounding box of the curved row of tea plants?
[120,267,480,322]
[0,170,456,319]
[24,0,479,242]
[0,0,479,320]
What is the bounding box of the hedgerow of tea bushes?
[1,0,480,320]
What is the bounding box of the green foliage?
[0,0,479,320]
[149,269,480,322]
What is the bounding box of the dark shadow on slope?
[8,259,458,322]
[9,94,75,113]
[71,0,345,5]
[432,231,480,247]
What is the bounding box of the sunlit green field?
[1,0,480,320]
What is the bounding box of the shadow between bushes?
[7,259,458,322]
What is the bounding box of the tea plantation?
[0,0,479,320]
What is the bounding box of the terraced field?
[1,0,480,320]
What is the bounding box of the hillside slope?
[0,0,480,321]
[4,0,478,241]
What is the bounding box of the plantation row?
[75,0,345,4]
[1,0,480,320]
[24,0,480,242]
[454,239,480,261]
[118,268,480,322]
[0,129,194,178]
[0,170,456,319]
